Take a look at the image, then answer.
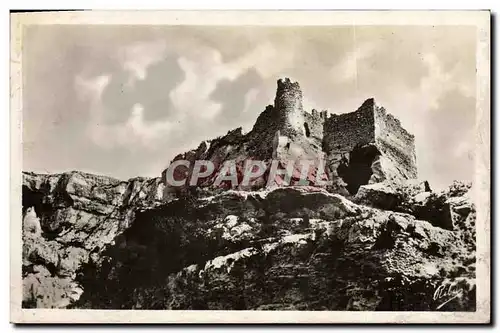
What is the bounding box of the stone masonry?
[161,78,417,198]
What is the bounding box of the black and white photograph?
[10,10,490,324]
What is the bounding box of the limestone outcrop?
[21,171,163,308]
[22,171,475,311]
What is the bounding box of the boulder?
[354,179,431,211]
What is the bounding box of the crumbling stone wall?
[247,105,281,159]
[320,100,377,194]
[323,98,376,155]
[303,109,325,147]
[374,105,417,179]
[321,98,418,194]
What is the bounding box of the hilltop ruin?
[162,78,417,197]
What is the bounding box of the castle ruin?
[162,78,417,198]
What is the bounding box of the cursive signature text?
[433,282,466,310]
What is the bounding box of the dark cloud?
[101,55,184,124]
[210,68,264,130]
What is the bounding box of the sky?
[22,25,477,190]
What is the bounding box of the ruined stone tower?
[161,77,417,199]
[273,78,306,137]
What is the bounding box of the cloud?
[419,88,475,190]
[75,74,111,103]
[331,42,378,83]
[26,25,477,184]
[76,74,175,149]
[169,54,224,121]
[419,53,454,109]
[242,88,259,114]
[126,104,175,146]
[117,40,168,83]
[170,40,295,121]
[237,41,295,79]
[405,55,476,190]
[76,40,291,151]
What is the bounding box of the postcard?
[10,10,490,324]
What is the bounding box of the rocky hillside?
[20,79,475,311]
[21,171,164,308]
[22,171,476,311]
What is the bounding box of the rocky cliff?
[21,171,164,308]
[22,170,475,310]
